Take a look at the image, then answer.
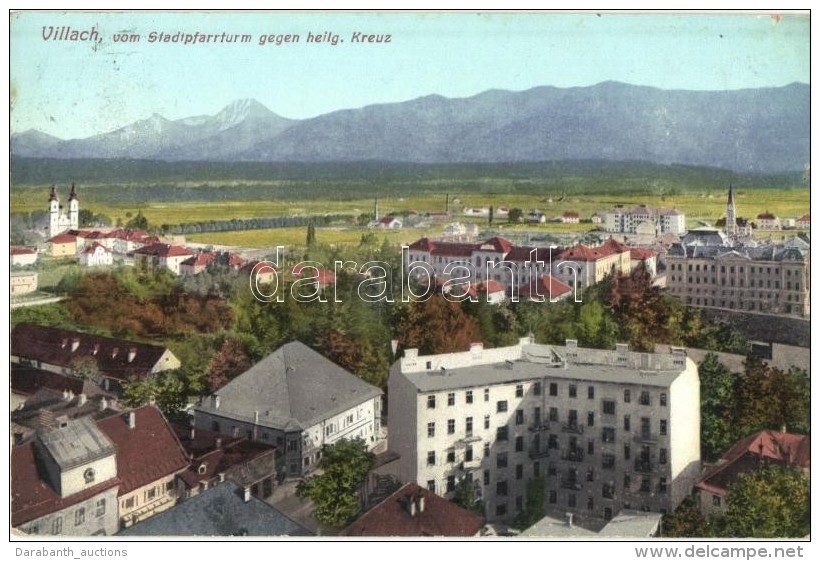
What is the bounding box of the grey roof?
[117,481,312,537]
[38,416,116,470]
[394,345,687,393]
[196,341,382,430]
[668,239,809,262]
[521,509,661,538]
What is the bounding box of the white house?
[79,242,113,267]
[11,247,38,267]
[388,339,700,523]
[194,341,384,478]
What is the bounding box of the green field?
[10,159,809,247]
[187,226,442,248]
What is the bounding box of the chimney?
[213,395,220,409]
[100,397,108,411]
[409,498,417,517]
[77,393,87,406]
[111,347,119,359]
[243,487,251,502]
[127,411,136,429]
[565,513,574,527]
[127,347,137,363]
[215,437,222,449]
[254,411,259,424]
[189,426,196,440]
[92,344,100,356]
[71,338,80,352]
[418,495,426,513]
[218,472,226,483]
[66,390,74,402]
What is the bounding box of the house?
[630,247,658,278]
[10,271,38,296]
[11,363,109,410]
[47,233,77,257]
[527,210,546,223]
[666,232,810,317]
[173,424,278,501]
[561,212,580,224]
[388,339,700,523]
[518,274,574,302]
[521,509,662,538]
[241,260,277,284]
[117,480,312,537]
[180,251,216,276]
[695,430,810,517]
[194,341,384,478]
[111,229,155,255]
[79,242,113,267]
[467,280,507,304]
[133,243,194,275]
[795,214,810,230]
[96,406,190,529]
[755,212,781,231]
[371,215,403,229]
[602,206,686,235]
[11,416,121,536]
[11,323,181,394]
[291,264,336,289]
[11,246,38,266]
[339,482,485,537]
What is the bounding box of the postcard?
[8,9,811,554]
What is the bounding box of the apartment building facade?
[388,339,700,523]
[666,231,810,318]
[602,206,686,235]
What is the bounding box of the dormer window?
[83,468,96,484]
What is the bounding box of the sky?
[9,10,810,140]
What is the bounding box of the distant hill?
[11,82,809,173]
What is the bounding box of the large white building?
[48,184,80,238]
[602,206,686,236]
[388,338,700,523]
[194,341,384,478]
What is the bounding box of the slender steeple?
[68,182,79,230]
[725,184,737,237]
[48,185,58,203]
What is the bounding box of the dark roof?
[117,481,312,537]
[11,441,121,527]
[96,405,190,496]
[11,363,89,397]
[195,341,382,431]
[11,388,120,431]
[696,430,810,496]
[519,275,573,299]
[339,482,485,537]
[11,323,174,383]
[10,246,37,255]
[134,243,193,258]
[173,424,277,490]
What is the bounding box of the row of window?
[426,387,667,411]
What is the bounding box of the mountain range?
[11,82,809,173]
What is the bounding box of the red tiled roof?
[291,265,336,285]
[227,253,246,267]
[339,482,485,537]
[797,214,810,222]
[11,441,121,527]
[519,275,573,299]
[557,243,605,262]
[696,430,810,496]
[479,236,514,254]
[11,363,88,397]
[11,323,173,383]
[630,247,656,260]
[182,252,216,267]
[598,238,630,256]
[477,280,506,294]
[504,246,554,263]
[10,246,36,255]
[756,213,777,220]
[48,233,77,244]
[96,405,190,496]
[563,212,580,218]
[134,243,193,258]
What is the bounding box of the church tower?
[48,185,60,239]
[725,184,737,237]
[68,183,79,230]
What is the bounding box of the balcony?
[561,447,585,463]
[528,446,549,460]
[559,478,582,491]
[528,422,550,432]
[456,433,482,446]
[634,460,653,473]
[633,432,659,444]
[561,423,585,435]
[461,458,482,470]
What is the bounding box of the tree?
[204,337,251,393]
[713,466,810,538]
[395,295,482,355]
[452,477,484,516]
[306,223,317,247]
[736,357,810,436]
[125,210,149,230]
[507,208,523,223]
[488,205,494,225]
[69,355,103,385]
[120,371,188,422]
[660,495,709,537]
[698,353,738,461]
[512,477,545,530]
[296,438,375,528]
